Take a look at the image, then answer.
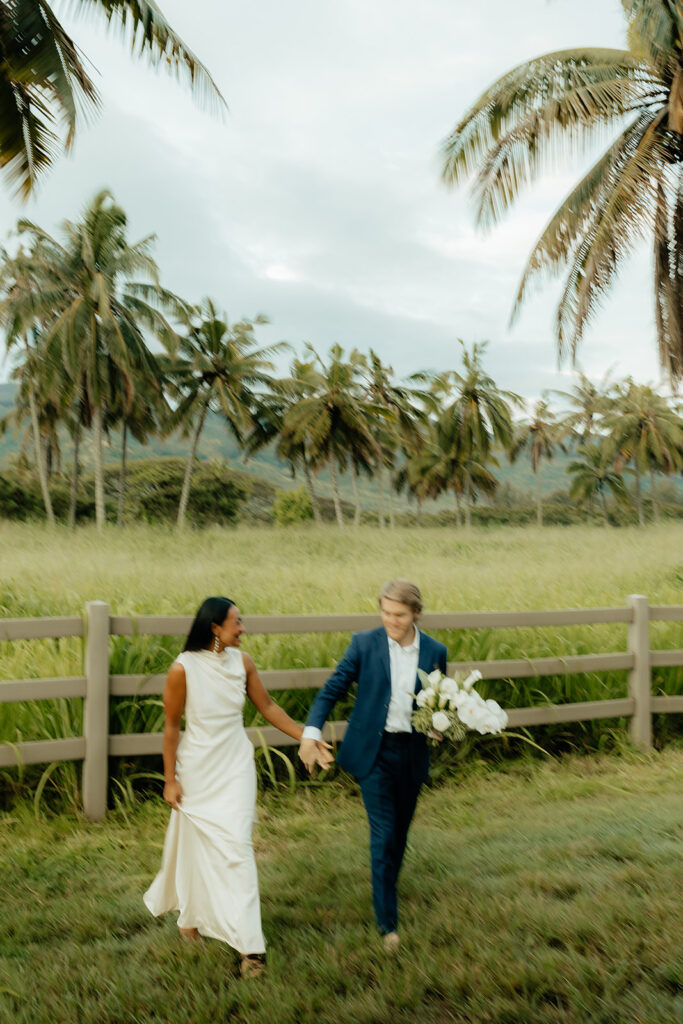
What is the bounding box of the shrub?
[0,458,252,526]
[120,458,250,526]
[0,471,42,519]
[271,486,314,525]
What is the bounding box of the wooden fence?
[1,596,682,820]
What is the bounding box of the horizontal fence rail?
[0,595,681,819]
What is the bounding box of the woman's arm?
[162,661,186,809]
[244,653,333,767]
[244,652,303,741]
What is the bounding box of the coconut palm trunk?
[118,421,128,526]
[464,473,472,529]
[535,464,543,526]
[377,463,386,529]
[386,478,395,529]
[350,463,361,527]
[649,467,659,522]
[633,463,644,526]
[177,400,209,529]
[453,488,462,528]
[600,489,610,526]
[68,424,80,529]
[91,403,107,530]
[328,451,344,529]
[26,381,55,525]
[303,456,322,524]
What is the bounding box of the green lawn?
[1,750,681,1024]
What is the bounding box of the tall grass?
[1,522,681,798]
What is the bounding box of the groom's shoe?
[382,931,400,954]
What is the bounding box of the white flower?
[456,694,487,728]
[485,699,508,729]
[462,670,483,691]
[431,711,450,733]
[416,686,436,708]
[438,694,450,709]
[427,669,443,687]
[439,678,459,699]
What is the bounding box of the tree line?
[0,190,681,530]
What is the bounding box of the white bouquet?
[412,668,508,745]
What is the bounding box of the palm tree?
[17,190,175,529]
[244,358,325,524]
[510,399,567,526]
[0,0,224,198]
[442,1,683,383]
[359,350,432,529]
[552,371,615,444]
[165,299,285,529]
[603,380,683,523]
[281,344,377,530]
[0,243,61,522]
[568,443,629,525]
[393,452,431,523]
[415,406,499,527]
[446,341,520,528]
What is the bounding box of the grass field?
[1,749,681,1024]
[1,520,680,618]
[0,521,681,781]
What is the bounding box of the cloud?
[0,0,664,401]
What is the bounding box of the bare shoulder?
[166,660,187,685]
[241,651,256,673]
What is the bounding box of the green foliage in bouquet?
[412,705,467,744]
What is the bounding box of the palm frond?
[471,70,664,226]
[554,107,671,362]
[70,0,226,112]
[442,49,655,199]
[654,169,683,381]
[623,0,683,71]
[0,0,99,196]
[513,107,666,320]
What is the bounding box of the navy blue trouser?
[359,732,423,934]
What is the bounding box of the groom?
[299,579,447,951]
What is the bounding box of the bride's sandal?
[240,953,266,979]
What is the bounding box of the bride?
[143,596,332,978]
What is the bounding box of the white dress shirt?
[384,626,420,733]
[302,627,420,741]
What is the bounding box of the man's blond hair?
[378,579,423,615]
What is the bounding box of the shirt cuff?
[302,725,323,741]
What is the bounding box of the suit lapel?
[376,627,391,693]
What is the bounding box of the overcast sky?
[0,0,666,404]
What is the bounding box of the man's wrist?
[302,726,323,742]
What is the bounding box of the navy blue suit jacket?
[306,626,448,782]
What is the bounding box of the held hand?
[163,779,183,810]
[428,730,444,744]
[299,737,330,773]
[314,740,334,770]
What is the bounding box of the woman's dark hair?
[183,597,235,651]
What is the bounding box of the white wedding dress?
[143,647,265,954]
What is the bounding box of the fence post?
[83,601,110,820]
[627,594,651,750]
